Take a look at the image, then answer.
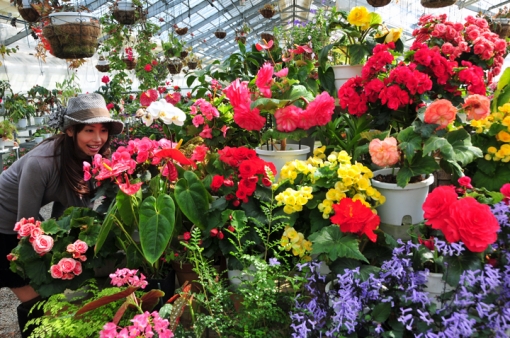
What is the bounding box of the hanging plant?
[167,57,183,74]
[259,3,276,19]
[174,25,188,36]
[95,55,110,72]
[421,0,457,8]
[367,0,391,7]
[214,29,226,39]
[15,0,40,23]
[111,0,147,25]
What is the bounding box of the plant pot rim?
[371,168,434,190]
[49,11,97,18]
[256,144,310,155]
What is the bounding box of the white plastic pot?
[371,168,434,226]
[49,12,98,25]
[332,65,363,91]
[17,118,28,129]
[116,0,135,11]
[256,145,310,180]
[33,116,45,126]
[34,136,43,144]
[424,272,454,307]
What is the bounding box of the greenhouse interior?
[1,0,510,337]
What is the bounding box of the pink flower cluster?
[13,217,54,256]
[109,268,148,289]
[50,257,83,280]
[413,14,508,82]
[224,63,335,133]
[100,311,173,338]
[84,137,193,196]
[190,98,222,139]
[66,239,88,261]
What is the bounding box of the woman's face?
[66,123,109,156]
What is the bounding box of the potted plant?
[235,22,251,44]
[184,49,199,70]
[167,57,183,75]
[162,32,185,59]
[27,84,56,124]
[95,55,110,72]
[214,28,226,39]
[4,92,35,127]
[0,119,17,149]
[174,24,188,36]
[111,0,146,25]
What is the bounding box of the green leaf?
[443,251,482,286]
[446,129,483,166]
[397,155,439,188]
[116,189,141,228]
[174,171,210,230]
[40,219,60,235]
[488,123,507,136]
[94,203,116,255]
[309,225,368,263]
[493,67,510,111]
[251,97,287,111]
[371,302,391,323]
[397,127,422,162]
[139,194,176,265]
[318,66,337,97]
[473,164,510,191]
[283,84,315,103]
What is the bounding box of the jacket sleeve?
[16,156,48,221]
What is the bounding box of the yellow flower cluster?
[275,187,313,214]
[280,226,312,260]
[277,146,385,219]
[472,103,510,162]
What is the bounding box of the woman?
[0,93,123,337]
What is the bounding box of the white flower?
[146,99,186,126]
[141,113,154,126]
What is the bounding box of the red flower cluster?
[412,14,508,82]
[338,42,487,122]
[330,198,380,242]
[422,185,500,252]
[210,147,276,205]
[224,62,335,133]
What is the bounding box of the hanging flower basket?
[167,59,183,74]
[123,58,137,70]
[95,56,110,72]
[214,30,226,39]
[180,51,188,59]
[187,61,198,70]
[259,7,275,19]
[42,12,101,59]
[175,27,188,36]
[235,36,247,44]
[16,0,40,23]
[260,32,274,42]
[367,0,391,7]
[421,0,456,8]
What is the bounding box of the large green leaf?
[116,188,141,228]
[446,129,483,166]
[397,154,439,188]
[398,127,422,162]
[493,67,510,111]
[309,225,368,263]
[174,171,210,230]
[283,84,315,103]
[318,65,337,97]
[139,194,176,265]
[94,203,116,255]
[371,302,391,323]
[443,251,482,286]
[473,164,510,191]
[423,136,454,161]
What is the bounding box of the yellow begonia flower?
[384,27,402,43]
[337,151,352,164]
[502,116,510,127]
[497,130,510,143]
[488,146,498,154]
[347,7,371,26]
[500,144,510,156]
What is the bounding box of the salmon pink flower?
[424,99,457,129]
[462,94,490,120]
[369,137,400,168]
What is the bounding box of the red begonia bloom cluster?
[330,198,380,242]
[412,14,508,83]
[422,185,500,253]
[339,41,488,123]
[84,137,195,196]
[224,61,335,133]
[210,147,276,206]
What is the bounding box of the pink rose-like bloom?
[58,258,77,274]
[32,235,54,255]
[191,145,208,162]
[255,63,274,98]
[199,124,213,139]
[369,137,400,168]
[458,176,473,189]
[73,240,88,254]
[424,99,457,130]
[50,265,63,279]
[73,261,83,275]
[303,91,335,128]
[462,94,490,120]
[101,76,110,84]
[501,183,510,199]
[192,114,205,127]
[274,105,303,132]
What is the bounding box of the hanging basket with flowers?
[259,4,276,19]
[367,0,391,7]
[175,26,188,36]
[42,12,101,59]
[420,0,457,8]
[16,0,40,23]
[167,58,183,74]
[95,56,110,72]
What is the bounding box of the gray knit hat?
[48,93,124,135]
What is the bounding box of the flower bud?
[210,228,218,237]
[218,231,224,240]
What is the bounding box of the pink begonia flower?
[73,261,83,275]
[501,183,510,200]
[233,106,266,131]
[458,176,473,189]
[58,258,77,274]
[83,162,91,181]
[255,63,274,98]
[224,79,251,108]
[199,124,213,139]
[192,114,205,127]
[462,94,490,120]
[220,125,229,137]
[194,99,219,120]
[303,91,335,128]
[30,227,43,240]
[109,268,148,289]
[144,64,152,72]
[274,68,288,78]
[369,137,400,168]
[73,240,88,254]
[424,99,457,130]
[50,265,63,279]
[274,105,303,132]
[191,145,208,161]
[32,235,54,255]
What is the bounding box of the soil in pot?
[374,172,426,184]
